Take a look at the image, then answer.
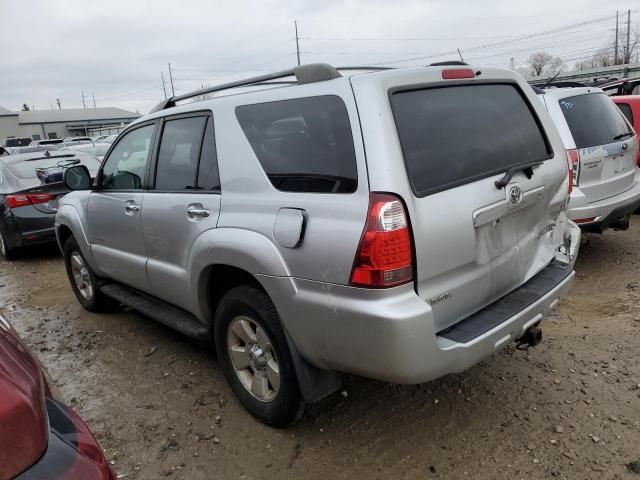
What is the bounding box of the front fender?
[55,204,99,273]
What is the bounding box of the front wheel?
[63,236,118,312]
[214,285,304,427]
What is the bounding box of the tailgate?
[558,92,638,202]
[391,82,568,333]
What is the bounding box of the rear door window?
[391,84,551,197]
[154,116,207,191]
[559,93,632,148]
[236,95,357,193]
[616,103,634,125]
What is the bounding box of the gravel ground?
[1,220,639,479]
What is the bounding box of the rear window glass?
[236,95,357,193]
[560,93,632,149]
[391,84,551,197]
[616,103,634,125]
[7,155,100,178]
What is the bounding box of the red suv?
[613,96,640,166]
[0,311,115,479]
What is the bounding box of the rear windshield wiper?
[495,161,543,190]
[614,131,634,141]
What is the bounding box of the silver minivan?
[55,63,581,426]
[537,87,640,232]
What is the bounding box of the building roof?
[0,106,17,116]
[17,107,139,125]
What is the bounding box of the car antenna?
[544,67,564,88]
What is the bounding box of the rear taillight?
[6,193,54,209]
[442,68,475,79]
[566,149,580,191]
[350,193,414,288]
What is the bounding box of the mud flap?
[283,329,342,403]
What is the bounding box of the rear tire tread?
[214,285,305,427]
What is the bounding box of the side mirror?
[63,165,92,190]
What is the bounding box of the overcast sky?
[0,0,636,114]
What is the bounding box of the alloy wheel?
[70,252,94,301]
[226,316,280,402]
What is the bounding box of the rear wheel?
[63,236,118,312]
[0,230,17,261]
[214,285,304,427]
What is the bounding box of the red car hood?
[0,314,48,479]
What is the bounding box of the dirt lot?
[1,221,639,480]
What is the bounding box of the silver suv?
[537,86,640,232]
[55,63,581,426]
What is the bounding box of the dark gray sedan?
[0,150,100,259]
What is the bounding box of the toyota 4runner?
[55,63,581,426]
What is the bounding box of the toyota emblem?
[508,185,523,206]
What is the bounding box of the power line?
[173,38,295,74]
[371,12,625,66]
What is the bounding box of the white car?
[537,86,640,232]
[60,142,110,161]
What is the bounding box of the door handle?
[187,208,210,218]
[124,203,140,214]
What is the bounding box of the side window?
[155,116,207,191]
[235,95,358,193]
[196,117,220,191]
[616,103,634,125]
[101,124,155,190]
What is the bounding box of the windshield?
[560,93,633,148]
[7,155,100,179]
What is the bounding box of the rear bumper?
[568,173,640,232]
[16,399,115,480]
[262,225,579,384]
[14,227,57,247]
[3,211,56,248]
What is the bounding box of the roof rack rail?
[430,60,469,66]
[336,66,394,71]
[149,63,342,113]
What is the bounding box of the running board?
[99,283,211,341]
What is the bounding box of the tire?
[63,236,118,312]
[214,285,305,427]
[0,229,17,261]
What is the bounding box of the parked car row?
[534,85,640,232]
[1,63,638,430]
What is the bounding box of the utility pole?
[161,71,168,99]
[56,98,61,110]
[614,10,619,65]
[168,62,175,96]
[457,48,464,62]
[81,91,86,108]
[625,9,631,64]
[295,21,301,66]
[92,92,96,108]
